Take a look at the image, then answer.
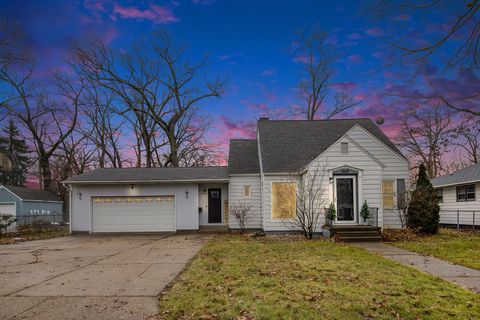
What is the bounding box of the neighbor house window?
[243,185,251,197]
[436,189,443,203]
[272,182,296,219]
[382,180,394,209]
[341,142,349,154]
[456,185,475,202]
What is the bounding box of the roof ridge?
[434,163,480,179]
[97,166,228,170]
[257,118,373,122]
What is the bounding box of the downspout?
[63,182,72,234]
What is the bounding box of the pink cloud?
[292,55,311,64]
[192,0,215,5]
[347,32,363,40]
[113,3,178,24]
[261,68,277,77]
[348,55,363,64]
[331,81,357,91]
[366,27,384,37]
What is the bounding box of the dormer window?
[341,142,348,154]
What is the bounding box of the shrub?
[360,200,370,223]
[325,202,336,226]
[229,202,252,233]
[407,163,440,234]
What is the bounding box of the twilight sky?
[1,0,477,154]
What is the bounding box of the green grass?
[159,235,480,320]
[0,227,69,245]
[391,229,480,270]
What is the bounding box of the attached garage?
[92,196,175,233]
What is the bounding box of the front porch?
[323,225,382,242]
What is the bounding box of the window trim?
[271,181,297,220]
[456,184,476,202]
[340,142,349,154]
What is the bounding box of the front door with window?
[334,175,357,224]
[208,188,222,223]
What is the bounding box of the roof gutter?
[432,179,480,188]
[62,178,230,185]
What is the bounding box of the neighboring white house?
[63,118,409,234]
[432,164,480,227]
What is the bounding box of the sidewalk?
[354,242,480,293]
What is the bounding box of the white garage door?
[0,203,15,216]
[92,196,175,233]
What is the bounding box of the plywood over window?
[382,181,394,209]
[272,182,296,219]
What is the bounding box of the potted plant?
[325,202,336,227]
[360,200,370,224]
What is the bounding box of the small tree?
[407,163,440,234]
[360,200,371,223]
[284,165,328,239]
[394,190,410,229]
[325,202,336,227]
[0,214,15,236]
[229,202,252,233]
[0,120,29,186]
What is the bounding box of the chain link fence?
[1,214,67,236]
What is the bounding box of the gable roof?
[432,163,480,188]
[228,139,260,174]
[257,118,405,173]
[1,185,61,202]
[64,166,229,184]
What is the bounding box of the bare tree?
[396,106,454,178]
[81,87,124,168]
[283,164,329,239]
[366,1,480,116]
[76,31,224,168]
[452,113,480,164]
[229,202,253,233]
[293,28,359,120]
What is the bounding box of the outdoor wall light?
[185,190,189,199]
[78,192,82,200]
[329,177,333,183]
[131,184,134,189]
[202,188,207,194]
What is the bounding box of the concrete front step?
[335,231,380,237]
[337,235,382,242]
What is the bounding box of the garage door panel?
[92,196,175,232]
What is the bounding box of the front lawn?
[159,235,480,319]
[390,228,480,270]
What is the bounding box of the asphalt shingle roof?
[2,185,61,201]
[432,163,480,187]
[228,139,260,174]
[257,118,405,173]
[64,166,229,183]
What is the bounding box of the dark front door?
[335,176,356,223]
[208,188,222,223]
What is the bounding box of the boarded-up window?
[382,180,394,209]
[272,182,296,219]
[243,185,251,197]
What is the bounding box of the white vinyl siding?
[92,196,175,232]
[262,136,382,232]
[346,126,409,229]
[436,182,480,226]
[71,183,199,232]
[228,175,262,229]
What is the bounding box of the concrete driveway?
[0,234,209,320]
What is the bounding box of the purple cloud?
[113,3,179,24]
